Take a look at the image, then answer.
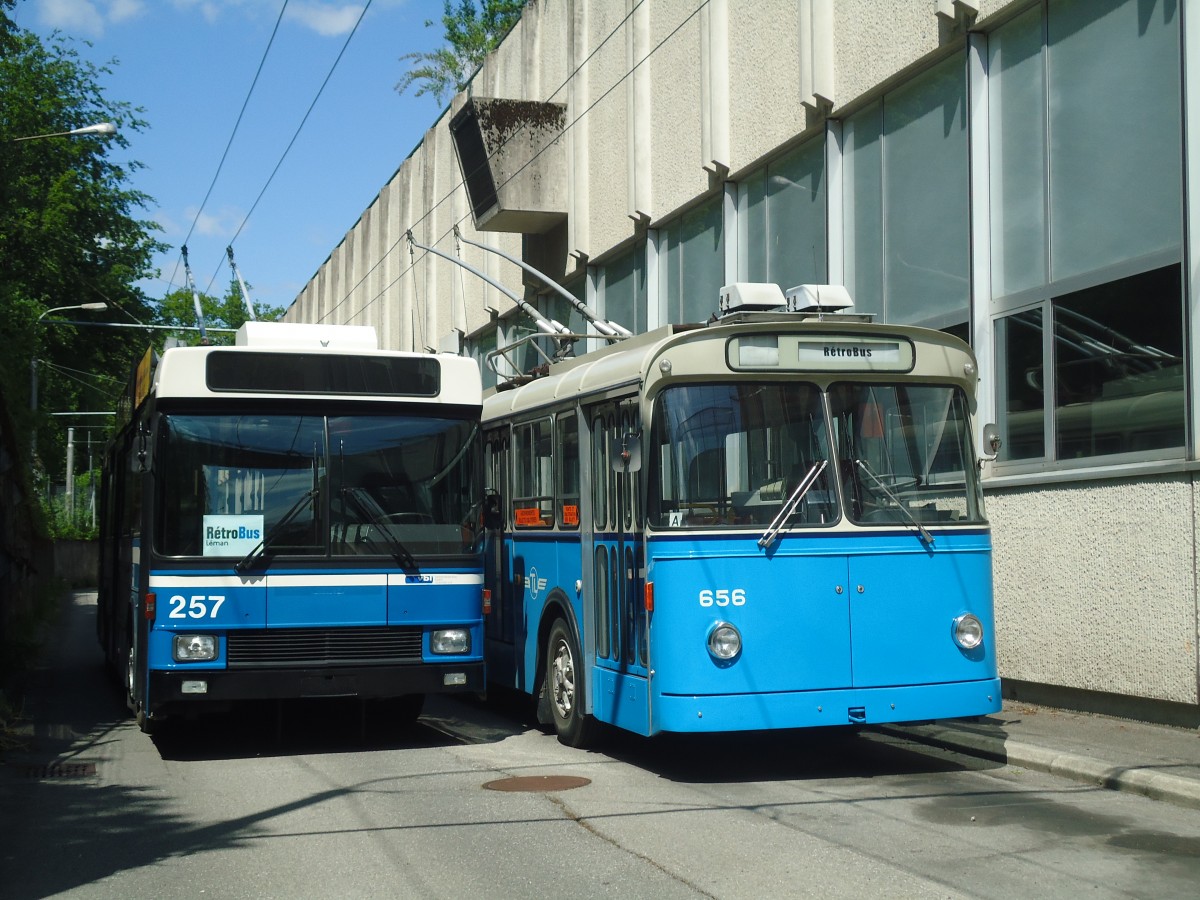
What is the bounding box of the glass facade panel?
[767,139,827,290]
[661,196,726,325]
[844,104,884,318]
[680,197,725,323]
[1053,265,1184,459]
[989,6,1048,297]
[1047,0,1181,281]
[604,246,647,334]
[884,52,970,326]
[739,169,767,282]
[996,309,1046,461]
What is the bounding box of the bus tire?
[545,618,595,748]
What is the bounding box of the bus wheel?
[545,619,595,748]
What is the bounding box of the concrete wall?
[284,0,1200,719]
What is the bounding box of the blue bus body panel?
[146,569,484,672]
[595,668,651,735]
[387,574,486,627]
[503,534,586,693]
[643,530,998,734]
[267,574,386,627]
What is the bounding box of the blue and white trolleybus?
[97,322,485,733]
[480,284,1001,746]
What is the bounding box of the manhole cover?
[22,761,97,779]
[483,774,591,792]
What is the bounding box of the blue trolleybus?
[97,322,485,733]
[481,284,1001,746]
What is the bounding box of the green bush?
[39,471,99,540]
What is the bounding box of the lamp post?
[30,302,109,460]
[8,122,118,142]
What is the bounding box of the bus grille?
[225,627,423,668]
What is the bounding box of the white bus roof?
[236,321,379,350]
[152,343,482,408]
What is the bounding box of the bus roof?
[483,313,977,421]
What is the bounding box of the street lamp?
[38,302,108,322]
[30,302,109,459]
[9,122,118,142]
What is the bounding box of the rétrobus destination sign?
[730,334,914,372]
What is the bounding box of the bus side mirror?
[612,431,642,473]
[980,423,1002,463]
[132,422,153,473]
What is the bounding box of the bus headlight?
[173,634,217,662]
[431,629,471,654]
[707,622,741,661]
[952,614,984,650]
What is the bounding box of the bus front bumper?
[651,677,1002,734]
[148,662,485,713]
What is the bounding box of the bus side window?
[513,418,553,528]
[592,414,608,531]
[557,412,580,529]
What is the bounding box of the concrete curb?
[880,723,1200,811]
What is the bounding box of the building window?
[658,195,726,324]
[465,324,498,390]
[844,51,969,329]
[603,244,648,335]
[739,137,827,291]
[989,0,1183,469]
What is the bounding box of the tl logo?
[527,567,548,600]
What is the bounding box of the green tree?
[1,11,164,483]
[396,0,525,105]
[155,281,286,347]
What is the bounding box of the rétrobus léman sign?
[730,334,915,372]
[202,515,264,557]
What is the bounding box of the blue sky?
[13,0,451,314]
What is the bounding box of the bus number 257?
[168,595,226,619]
[699,589,746,608]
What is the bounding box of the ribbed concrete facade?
[286,0,1200,720]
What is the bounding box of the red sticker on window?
[515,507,544,527]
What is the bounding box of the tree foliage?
[396,0,525,105]
[156,281,286,346]
[0,10,164,484]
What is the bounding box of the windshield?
[649,384,838,528]
[155,413,480,560]
[829,383,985,527]
[648,381,985,532]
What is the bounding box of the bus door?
[584,399,649,734]
[482,427,519,684]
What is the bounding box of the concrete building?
[285,0,1198,724]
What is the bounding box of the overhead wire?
[321,0,651,327]
[321,0,702,334]
[166,0,291,292]
[204,0,375,296]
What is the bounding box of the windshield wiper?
[758,460,827,549]
[854,459,934,547]
[236,488,319,573]
[341,488,419,571]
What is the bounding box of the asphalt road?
[3,592,1200,899]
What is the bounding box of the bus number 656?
[699,588,746,608]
